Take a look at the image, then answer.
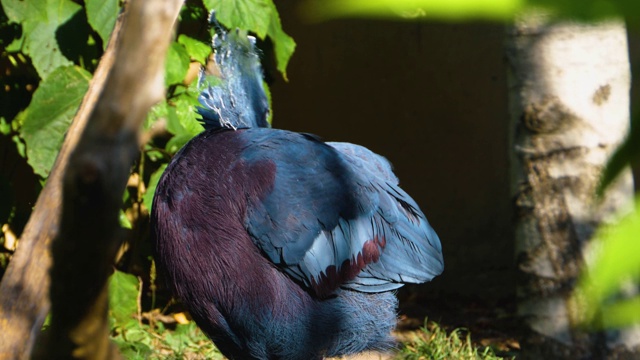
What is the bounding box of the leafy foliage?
[1,0,82,79]
[108,270,224,359]
[109,270,140,326]
[0,0,295,356]
[178,34,211,65]
[165,41,192,86]
[205,0,272,38]
[144,164,167,213]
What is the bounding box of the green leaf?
[143,164,168,213]
[173,92,205,135]
[165,133,194,155]
[0,118,10,135]
[5,32,25,52]
[165,104,184,135]
[85,0,120,48]
[597,112,640,197]
[119,210,132,229]
[178,34,212,65]
[266,1,295,79]
[0,0,45,24]
[113,338,153,360]
[204,0,272,38]
[4,0,83,79]
[165,87,204,140]
[20,66,91,177]
[263,80,273,125]
[108,270,140,326]
[575,196,640,327]
[600,297,640,328]
[144,100,168,131]
[166,42,191,86]
[0,13,24,51]
[11,135,25,158]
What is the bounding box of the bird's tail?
[197,13,270,130]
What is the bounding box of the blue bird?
[150,21,443,360]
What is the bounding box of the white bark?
[507,14,639,357]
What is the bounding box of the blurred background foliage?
[303,0,640,23]
[1,0,640,357]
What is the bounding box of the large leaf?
[266,1,296,79]
[143,164,168,213]
[178,34,211,65]
[151,89,203,141]
[20,66,91,177]
[109,270,140,326]
[204,0,272,38]
[1,0,82,79]
[172,91,205,135]
[85,0,120,48]
[165,41,191,86]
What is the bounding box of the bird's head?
[197,13,270,130]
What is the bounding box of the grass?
[396,321,509,360]
[111,317,510,360]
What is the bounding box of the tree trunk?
[30,0,183,357]
[0,14,122,360]
[0,0,182,358]
[507,14,640,359]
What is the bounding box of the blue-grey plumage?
[241,130,443,296]
[150,19,443,360]
[197,14,269,130]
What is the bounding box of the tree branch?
[0,0,182,358]
[0,12,124,360]
[32,0,183,357]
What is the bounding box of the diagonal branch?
[32,0,184,357]
[0,0,183,358]
[0,12,124,360]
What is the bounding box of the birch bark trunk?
[506,14,640,358]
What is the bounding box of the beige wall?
[270,3,515,302]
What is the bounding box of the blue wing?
[242,129,443,297]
